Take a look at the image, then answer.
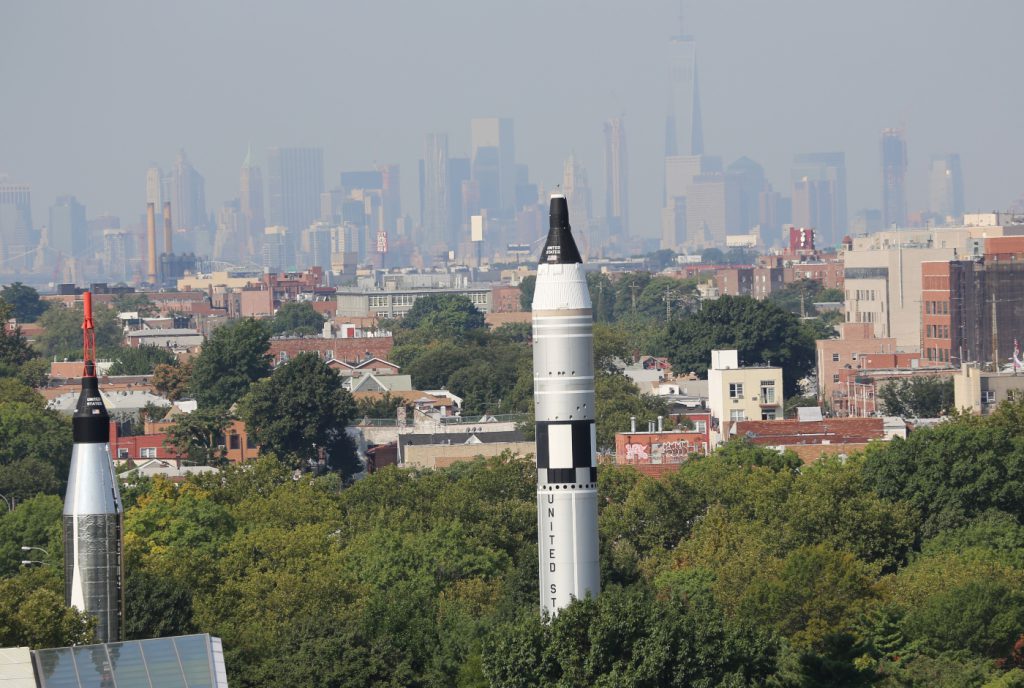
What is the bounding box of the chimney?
[657,416,663,432]
[146,203,158,284]
[162,201,173,255]
[630,416,636,433]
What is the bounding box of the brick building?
[733,417,888,463]
[715,267,754,297]
[268,335,394,367]
[614,427,711,479]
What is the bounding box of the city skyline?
[2,1,1022,250]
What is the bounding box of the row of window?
[115,434,256,460]
[925,324,950,339]
[854,311,877,323]
[849,289,878,301]
[728,410,777,421]
[727,381,777,403]
[831,352,859,362]
[924,347,951,362]
[924,300,950,315]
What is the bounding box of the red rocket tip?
[81,291,97,377]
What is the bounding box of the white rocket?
[532,194,600,616]
[63,291,124,642]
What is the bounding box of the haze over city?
[3,0,1023,241]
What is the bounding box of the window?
[760,380,776,404]
[694,421,707,433]
[729,410,746,422]
[982,390,995,404]
[761,410,776,420]
[246,436,257,449]
[832,353,840,362]
[324,350,334,360]
[229,434,241,450]
[729,382,744,399]
[833,374,840,383]
[279,351,289,363]
[117,448,129,459]
[140,447,157,459]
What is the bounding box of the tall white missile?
[533,194,600,616]
[63,291,124,642]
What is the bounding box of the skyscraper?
[792,152,847,246]
[267,147,324,234]
[0,182,34,268]
[928,154,965,223]
[422,133,450,255]
[448,156,471,244]
[240,146,265,262]
[604,117,629,236]
[881,129,908,228]
[48,195,88,258]
[166,150,207,233]
[665,26,703,157]
[562,154,593,226]
[726,157,766,235]
[470,118,516,216]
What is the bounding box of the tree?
[0,568,94,648]
[877,375,954,418]
[15,358,49,388]
[0,494,63,577]
[237,352,359,476]
[768,279,832,317]
[586,272,616,322]
[152,360,192,401]
[113,292,159,317]
[659,295,816,397]
[189,318,270,409]
[0,401,73,499]
[37,303,122,359]
[355,392,406,420]
[105,344,176,375]
[518,275,536,312]
[861,400,1024,537]
[701,247,725,264]
[613,272,652,320]
[271,301,325,336]
[401,293,486,336]
[595,372,667,451]
[0,322,37,375]
[164,408,233,465]
[0,282,46,322]
[636,276,698,321]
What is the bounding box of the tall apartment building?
[267,147,324,235]
[470,118,515,216]
[0,182,34,268]
[928,154,965,223]
[792,152,847,246]
[421,133,450,256]
[604,117,629,237]
[881,129,908,228]
[665,30,703,157]
[707,349,784,444]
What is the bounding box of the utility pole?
[992,296,999,372]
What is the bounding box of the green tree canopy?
[36,302,121,359]
[659,295,816,397]
[164,407,234,465]
[877,375,954,418]
[104,345,176,375]
[271,301,325,336]
[518,275,536,311]
[401,293,486,336]
[237,352,359,476]
[152,361,192,401]
[189,318,270,409]
[0,282,46,322]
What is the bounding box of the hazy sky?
[3,0,1022,238]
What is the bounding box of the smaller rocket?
[533,195,600,616]
[63,291,124,643]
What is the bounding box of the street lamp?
[21,546,49,556]
[20,560,47,566]
[0,493,12,512]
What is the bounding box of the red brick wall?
[268,336,394,366]
[734,417,885,445]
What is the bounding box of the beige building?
[845,223,1024,349]
[337,286,492,319]
[953,364,1024,415]
[707,349,784,444]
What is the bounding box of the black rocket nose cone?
[540,195,583,265]
[73,375,110,443]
